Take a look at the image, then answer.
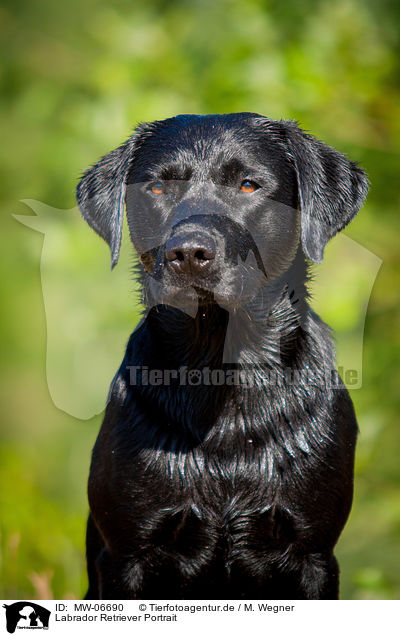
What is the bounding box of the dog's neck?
[127,250,319,442]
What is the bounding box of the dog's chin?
[146,278,201,317]
[144,257,273,312]
[191,286,218,305]
[146,273,267,318]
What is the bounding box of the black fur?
[76,113,368,600]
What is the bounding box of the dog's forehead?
[130,113,286,181]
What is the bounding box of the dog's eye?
[240,180,259,194]
[150,182,164,194]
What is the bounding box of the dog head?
[76,113,368,308]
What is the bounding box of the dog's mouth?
[139,250,158,275]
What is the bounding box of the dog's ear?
[283,121,368,263]
[76,136,136,268]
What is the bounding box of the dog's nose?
[165,233,216,275]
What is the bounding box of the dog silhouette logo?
[3,602,50,633]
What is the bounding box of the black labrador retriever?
[76,113,368,600]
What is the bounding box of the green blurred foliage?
[1,0,399,600]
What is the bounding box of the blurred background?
[1,0,399,600]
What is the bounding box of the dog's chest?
[144,499,296,576]
[137,445,300,567]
